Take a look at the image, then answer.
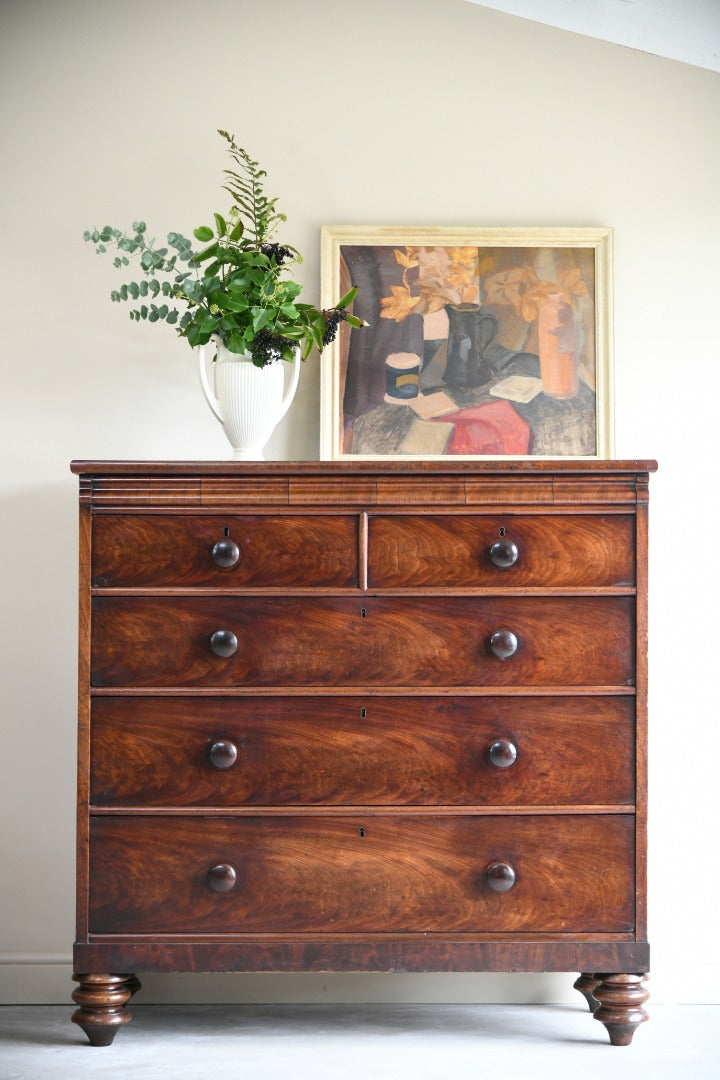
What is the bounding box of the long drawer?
[88,814,635,935]
[369,514,636,588]
[91,596,635,688]
[91,514,359,587]
[90,696,635,807]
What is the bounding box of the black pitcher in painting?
[443,304,498,389]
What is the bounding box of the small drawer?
[368,514,635,588]
[88,814,635,935]
[91,595,635,688]
[90,695,635,808]
[91,514,358,587]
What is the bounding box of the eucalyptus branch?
[85,131,365,365]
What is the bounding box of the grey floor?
[0,1003,717,1080]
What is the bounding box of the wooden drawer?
[91,514,358,587]
[88,814,635,935]
[90,696,635,808]
[368,514,635,588]
[91,595,635,688]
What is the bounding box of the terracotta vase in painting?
[537,292,579,399]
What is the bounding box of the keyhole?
[360,708,367,718]
[359,827,366,838]
[361,607,367,618]
[223,526,230,537]
[499,526,506,537]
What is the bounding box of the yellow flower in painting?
[521,282,554,322]
[394,247,419,269]
[484,268,538,316]
[559,267,589,298]
[414,278,457,314]
[447,262,476,289]
[448,247,478,265]
[380,285,420,322]
[380,245,482,320]
[484,263,590,323]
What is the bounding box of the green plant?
[84,130,363,366]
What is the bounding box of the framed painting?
[320,227,613,460]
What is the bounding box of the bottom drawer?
[89,815,634,935]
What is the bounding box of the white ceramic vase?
[198,340,300,460]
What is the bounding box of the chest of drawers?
[70,460,655,1047]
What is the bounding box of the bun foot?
[71,973,138,1046]
[573,972,600,1011]
[593,973,649,1045]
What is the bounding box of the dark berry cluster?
[260,243,292,265]
[252,329,293,366]
[321,307,349,346]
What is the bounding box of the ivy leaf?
[193,225,214,242]
[226,331,247,354]
[213,213,227,238]
[228,221,244,242]
[252,307,270,332]
[190,242,219,265]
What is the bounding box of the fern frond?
[216,129,285,244]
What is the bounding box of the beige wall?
[1,0,718,1004]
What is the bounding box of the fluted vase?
[198,340,300,459]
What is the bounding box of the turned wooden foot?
[593,973,649,1045]
[71,973,140,1046]
[574,972,601,1011]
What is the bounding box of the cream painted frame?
[320,226,614,460]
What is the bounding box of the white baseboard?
[1,956,717,1006]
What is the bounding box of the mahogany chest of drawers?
[70,460,655,1046]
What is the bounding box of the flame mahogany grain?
[92,514,359,588]
[72,460,655,1046]
[368,514,635,588]
[90,695,635,808]
[90,595,635,689]
[88,814,634,936]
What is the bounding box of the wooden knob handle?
[209,630,238,658]
[211,539,241,568]
[208,739,238,770]
[488,539,519,568]
[488,629,518,659]
[485,861,516,892]
[207,864,237,893]
[488,739,517,768]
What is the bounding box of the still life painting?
[320,227,613,459]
